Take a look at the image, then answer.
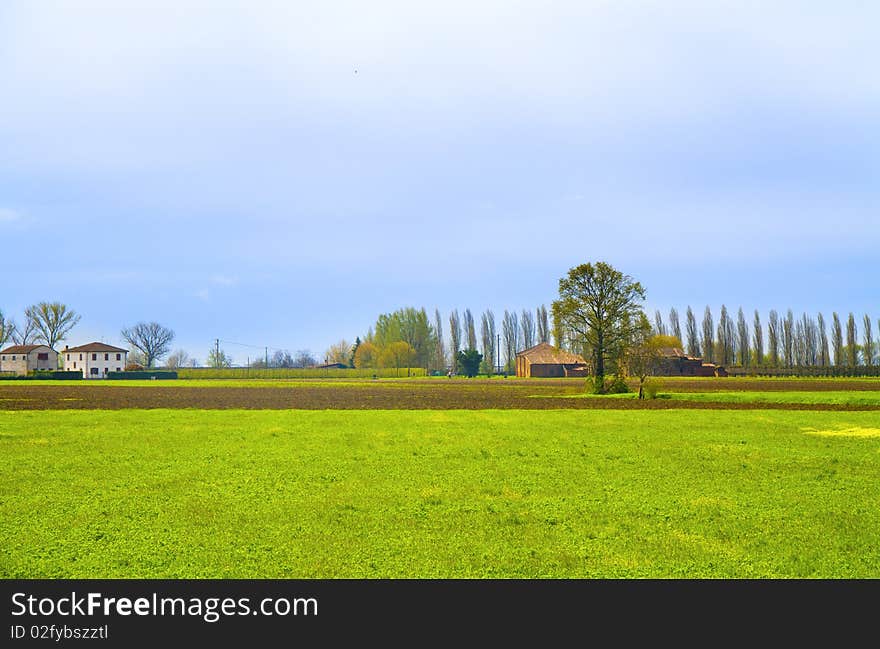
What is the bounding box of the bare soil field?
[1,379,879,411]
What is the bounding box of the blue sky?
[1,1,878,363]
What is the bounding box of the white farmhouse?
[0,344,59,375]
[63,342,128,379]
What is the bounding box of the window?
[79,354,83,361]
[105,353,109,361]
[11,355,15,361]
[74,362,77,369]
[90,367,99,375]
[116,367,121,372]
[67,354,70,361]
[92,353,97,361]
[1,356,4,361]
[38,353,49,361]
[116,353,121,361]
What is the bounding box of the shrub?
[605,376,630,394]
[642,378,663,400]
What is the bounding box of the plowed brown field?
[1,379,879,411]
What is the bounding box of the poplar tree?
[863,315,874,367]
[831,313,843,367]
[753,310,764,366]
[685,306,700,357]
[737,307,749,367]
[701,306,714,363]
[669,307,682,344]
[767,310,779,367]
[846,313,858,367]
[521,309,535,350]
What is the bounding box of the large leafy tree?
[121,322,175,368]
[551,261,646,393]
[379,341,416,376]
[371,307,437,370]
[456,348,483,378]
[25,301,80,348]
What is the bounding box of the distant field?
[2,408,878,578]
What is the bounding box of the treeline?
[330,306,553,375]
[342,303,880,377]
[648,306,879,373]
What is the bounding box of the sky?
[1,1,878,364]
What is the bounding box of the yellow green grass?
[2,409,878,578]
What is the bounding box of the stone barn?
[0,344,59,375]
[655,347,727,377]
[515,343,590,378]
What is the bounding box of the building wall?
[63,350,127,379]
[0,357,28,376]
[0,348,58,375]
[529,363,565,378]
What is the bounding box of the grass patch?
[2,409,879,578]
[667,391,880,406]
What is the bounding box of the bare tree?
[521,309,535,350]
[448,310,461,372]
[165,349,190,369]
[464,308,477,351]
[685,307,700,357]
[480,310,496,375]
[0,310,16,347]
[293,350,317,368]
[120,322,175,368]
[701,306,714,363]
[752,310,764,366]
[536,305,549,344]
[25,302,80,349]
[737,307,749,367]
[207,346,232,368]
[846,313,858,367]
[13,316,37,345]
[863,314,875,367]
[831,313,843,367]
[324,339,352,366]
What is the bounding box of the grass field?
[2,406,879,578]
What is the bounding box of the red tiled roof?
[64,342,128,353]
[516,342,587,364]
[1,344,53,354]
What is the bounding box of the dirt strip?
[1,384,878,411]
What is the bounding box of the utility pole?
[215,339,219,367]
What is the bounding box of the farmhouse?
[515,342,590,377]
[655,347,728,377]
[0,344,59,375]
[62,342,128,379]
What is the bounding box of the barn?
[655,347,728,377]
[515,343,590,378]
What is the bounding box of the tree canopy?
[551,261,646,392]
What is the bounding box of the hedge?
[106,371,178,380]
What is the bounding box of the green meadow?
[2,408,879,578]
